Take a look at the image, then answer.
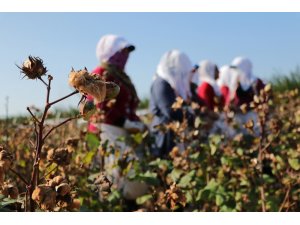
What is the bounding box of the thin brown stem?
[27,107,40,124]
[49,90,79,106]
[25,189,28,212]
[42,115,80,141]
[279,186,291,212]
[26,76,79,211]
[38,77,48,87]
[259,186,266,212]
[9,167,29,186]
[46,76,52,104]
[29,77,53,211]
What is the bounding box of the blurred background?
[1,13,300,117]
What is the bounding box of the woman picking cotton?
[208,65,240,137]
[230,56,265,135]
[217,65,239,108]
[86,34,148,201]
[150,49,194,157]
[231,56,265,108]
[197,60,222,111]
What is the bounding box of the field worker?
[150,49,194,157]
[189,64,204,104]
[217,65,239,107]
[210,65,240,137]
[231,56,265,107]
[197,60,221,110]
[230,57,264,136]
[87,34,147,201]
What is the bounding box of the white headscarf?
[231,57,257,91]
[96,34,132,63]
[217,65,239,100]
[198,60,220,96]
[155,49,193,101]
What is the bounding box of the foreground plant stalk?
[25,75,80,211]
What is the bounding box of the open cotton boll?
[17,56,48,80]
[68,68,107,103]
[68,68,120,104]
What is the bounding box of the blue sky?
[0,13,300,117]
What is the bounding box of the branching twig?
[46,75,53,104]
[38,77,48,87]
[27,107,40,124]
[279,186,291,212]
[42,115,81,141]
[49,90,79,106]
[25,189,28,212]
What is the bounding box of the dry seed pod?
[66,138,79,148]
[244,119,254,130]
[66,138,79,152]
[79,99,97,121]
[169,146,180,159]
[94,173,112,193]
[68,199,81,210]
[172,97,184,110]
[32,185,56,211]
[48,175,67,188]
[32,185,50,203]
[69,68,119,103]
[253,95,260,104]
[1,183,19,199]
[47,148,72,165]
[40,192,57,211]
[17,56,47,79]
[55,183,71,196]
[240,104,248,114]
[69,69,105,103]
[165,183,186,210]
[105,82,120,100]
[8,186,19,199]
[0,148,13,171]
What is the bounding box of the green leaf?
[288,158,300,170]
[116,136,126,143]
[216,194,224,206]
[194,117,202,128]
[136,194,152,205]
[107,189,121,203]
[196,189,210,201]
[0,198,19,207]
[129,171,159,186]
[237,148,243,156]
[178,170,195,188]
[18,159,26,168]
[88,173,101,182]
[240,179,250,187]
[205,179,218,192]
[83,150,97,165]
[262,174,276,184]
[169,168,184,183]
[85,133,100,150]
[189,152,200,160]
[210,145,217,156]
[209,135,222,155]
[0,194,6,201]
[219,205,236,212]
[149,158,171,170]
[221,156,230,166]
[131,133,143,145]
